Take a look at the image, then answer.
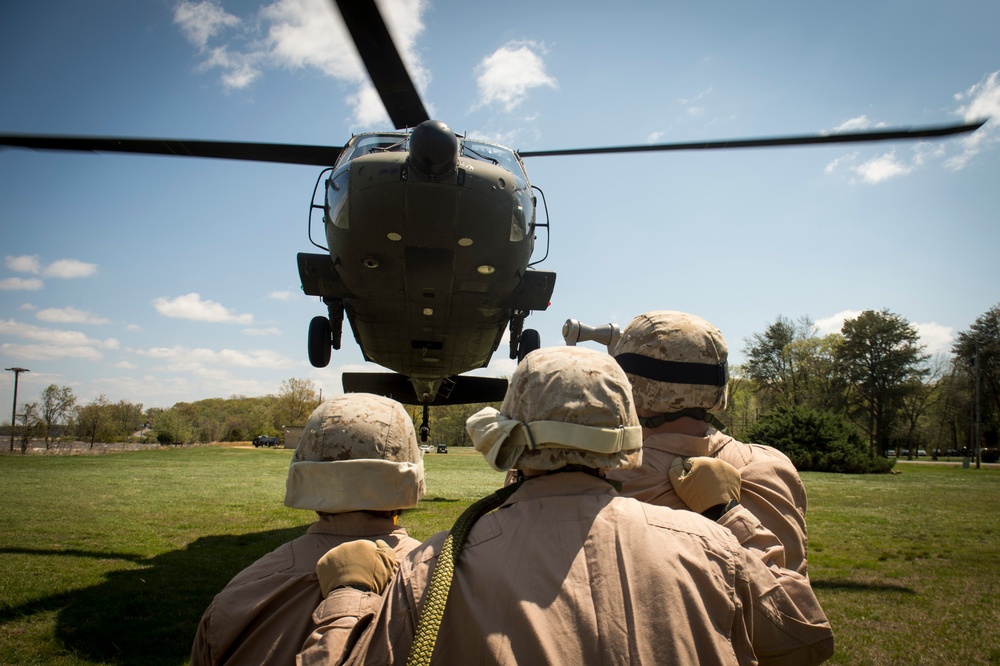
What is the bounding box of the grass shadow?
[2,526,308,666]
[811,578,916,594]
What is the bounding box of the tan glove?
[316,539,398,597]
[669,456,741,515]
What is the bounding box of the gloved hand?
[316,539,398,597]
[669,456,741,515]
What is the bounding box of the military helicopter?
[0,0,984,440]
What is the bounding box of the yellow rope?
[406,480,523,665]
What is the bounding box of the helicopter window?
[462,140,526,179]
[338,133,409,166]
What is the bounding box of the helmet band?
[615,352,728,387]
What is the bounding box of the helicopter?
[0,0,984,440]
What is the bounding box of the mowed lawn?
[0,446,997,665]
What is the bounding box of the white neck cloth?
[466,407,643,472]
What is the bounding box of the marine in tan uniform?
[190,393,425,666]
[607,310,811,575]
[299,347,833,665]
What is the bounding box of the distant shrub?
[747,404,895,474]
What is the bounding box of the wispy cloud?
[474,41,557,113]
[5,255,41,273]
[946,70,1000,170]
[0,319,119,361]
[242,326,283,336]
[268,289,297,301]
[172,0,430,127]
[43,259,98,278]
[36,307,111,325]
[824,71,1000,182]
[0,277,44,291]
[153,293,254,324]
[136,345,297,371]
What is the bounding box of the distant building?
[282,426,304,450]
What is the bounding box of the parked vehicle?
[253,435,280,448]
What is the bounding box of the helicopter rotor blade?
[333,0,430,130]
[518,120,986,158]
[0,135,344,167]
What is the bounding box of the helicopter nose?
[410,120,458,177]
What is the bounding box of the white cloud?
[830,115,887,133]
[914,322,953,355]
[173,0,430,125]
[5,255,41,274]
[136,345,297,371]
[0,319,119,360]
[153,293,253,324]
[814,310,861,336]
[852,150,912,184]
[475,41,557,112]
[43,259,98,278]
[947,70,1000,170]
[19,303,37,310]
[114,361,138,370]
[242,326,283,336]
[126,323,142,332]
[173,0,241,51]
[0,277,44,291]
[36,307,111,325]
[268,289,297,301]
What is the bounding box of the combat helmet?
[613,311,729,419]
[466,346,643,472]
[284,393,425,514]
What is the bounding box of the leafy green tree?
[76,395,114,448]
[39,384,76,448]
[153,407,193,444]
[952,304,1000,452]
[747,404,894,473]
[273,378,320,429]
[835,309,929,457]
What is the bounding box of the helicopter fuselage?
[298,128,555,402]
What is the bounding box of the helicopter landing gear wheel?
[517,328,541,362]
[308,316,332,368]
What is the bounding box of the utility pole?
[5,367,30,453]
[975,344,982,470]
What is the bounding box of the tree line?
[6,305,998,473]
[725,305,999,472]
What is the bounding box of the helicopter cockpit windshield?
[337,132,408,167]
[461,139,526,181]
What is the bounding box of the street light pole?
[5,367,30,453]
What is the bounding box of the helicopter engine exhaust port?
[409,120,458,177]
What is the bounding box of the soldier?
[191,393,425,666]
[299,346,833,665]
[608,310,811,575]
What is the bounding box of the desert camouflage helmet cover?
[284,393,425,513]
[466,346,643,471]
[613,310,729,413]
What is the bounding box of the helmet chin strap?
[639,408,726,432]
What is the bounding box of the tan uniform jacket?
[190,512,420,666]
[299,473,833,666]
[607,429,810,575]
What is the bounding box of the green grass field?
[1,446,998,665]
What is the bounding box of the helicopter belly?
[329,155,532,380]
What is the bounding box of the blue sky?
[1,0,998,414]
